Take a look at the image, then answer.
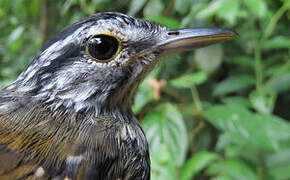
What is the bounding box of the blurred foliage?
[0,0,290,179]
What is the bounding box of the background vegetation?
[0,0,289,179]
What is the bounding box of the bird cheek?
[121,56,138,67]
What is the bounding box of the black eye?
[86,35,120,62]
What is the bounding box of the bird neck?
[7,75,139,118]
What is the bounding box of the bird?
[0,12,236,180]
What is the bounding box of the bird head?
[8,12,236,116]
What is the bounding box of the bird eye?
[86,34,121,62]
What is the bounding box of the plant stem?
[162,87,189,103]
[255,2,289,90]
[163,0,175,16]
[254,43,263,90]
[190,85,205,138]
[262,2,290,41]
[40,0,48,45]
[257,150,265,180]
[191,85,203,114]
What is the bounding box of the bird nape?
[0,12,236,180]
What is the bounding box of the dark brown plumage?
[0,12,236,180]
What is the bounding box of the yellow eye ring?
[86,33,122,63]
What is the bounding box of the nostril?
[168,31,180,35]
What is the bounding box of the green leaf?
[142,103,188,166]
[249,89,277,114]
[174,0,191,15]
[244,0,267,18]
[145,16,181,29]
[128,0,146,16]
[266,149,290,167]
[29,0,40,19]
[61,0,78,15]
[181,2,206,26]
[215,133,233,152]
[262,36,290,50]
[143,0,164,17]
[196,1,223,19]
[266,149,290,180]
[151,144,176,180]
[222,97,251,109]
[8,26,25,44]
[169,71,207,89]
[205,105,290,152]
[224,145,244,158]
[216,0,240,25]
[180,151,219,180]
[265,62,290,77]
[194,44,223,73]
[133,84,153,114]
[213,74,255,96]
[211,175,232,180]
[133,68,160,114]
[268,164,290,180]
[265,73,290,93]
[225,56,254,69]
[207,159,258,180]
[0,79,14,89]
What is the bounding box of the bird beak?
[154,27,237,54]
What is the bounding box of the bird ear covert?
[86,34,122,63]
